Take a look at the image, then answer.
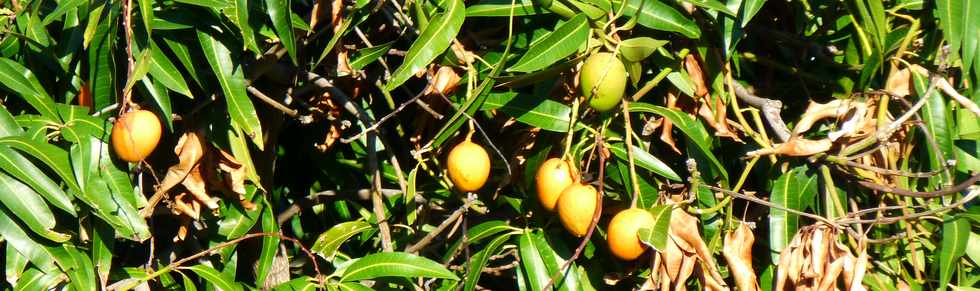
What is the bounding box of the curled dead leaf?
[424,66,461,96]
[684,54,709,98]
[747,137,833,157]
[884,64,928,97]
[723,222,759,291]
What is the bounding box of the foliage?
[0,0,979,290]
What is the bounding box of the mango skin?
[580,52,627,112]
[111,109,162,162]
[535,158,578,211]
[446,140,491,192]
[556,183,597,237]
[607,208,655,260]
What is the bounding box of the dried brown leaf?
[183,164,219,209]
[885,64,928,97]
[156,131,207,196]
[661,91,681,154]
[723,223,759,291]
[424,66,461,96]
[684,54,708,98]
[669,209,726,287]
[217,149,256,210]
[747,137,833,157]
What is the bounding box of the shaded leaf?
[198,30,265,149]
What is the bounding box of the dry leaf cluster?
[154,131,256,241]
[775,223,868,291]
[645,209,728,290]
[723,222,760,291]
[748,98,883,157]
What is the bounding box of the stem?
[621,99,640,208]
[121,0,135,112]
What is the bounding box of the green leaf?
[0,205,58,272]
[350,42,395,70]
[965,231,980,266]
[5,241,30,284]
[629,103,728,181]
[256,200,281,286]
[91,220,114,287]
[680,0,735,16]
[41,0,88,25]
[637,205,672,252]
[266,0,297,64]
[507,14,589,72]
[73,139,150,241]
[384,0,465,91]
[619,37,668,62]
[608,142,681,181]
[0,136,80,194]
[140,76,174,130]
[0,146,75,215]
[769,166,816,263]
[273,276,320,291]
[13,268,63,290]
[739,0,766,27]
[443,220,517,262]
[0,171,69,242]
[0,58,60,121]
[482,92,582,132]
[87,5,119,110]
[184,264,242,291]
[466,0,548,17]
[198,30,265,149]
[340,252,459,281]
[223,0,261,54]
[614,0,700,38]
[517,232,550,291]
[337,282,373,291]
[123,50,153,95]
[311,221,373,260]
[528,231,580,291]
[218,202,260,239]
[174,0,230,8]
[147,40,193,98]
[138,0,154,36]
[939,216,970,291]
[464,233,513,291]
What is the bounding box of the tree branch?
[732,82,792,142]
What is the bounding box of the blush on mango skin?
[111,109,162,163]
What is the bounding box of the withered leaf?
[723,223,759,291]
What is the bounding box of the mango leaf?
[198,30,265,149]
[41,0,88,25]
[265,0,296,64]
[140,76,174,130]
[122,50,153,96]
[350,42,395,70]
[608,142,681,181]
[630,103,728,181]
[87,6,119,110]
[91,220,114,287]
[614,0,700,38]
[637,204,672,252]
[0,58,60,121]
[311,221,373,260]
[507,14,589,73]
[912,71,953,187]
[339,252,459,281]
[0,136,80,194]
[138,0,154,36]
[255,200,281,287]
[223,0,261,54]
[518,232,550,291]
[174,0,230,8]
[681,0,736,16]
[147,40,193,98]
[0,146,75,215]
[739,0,766,27]
[6,246,29,285]
[443,220,517,262]
[13,268,63,290]
[0,206,58,272]
[769,166,816,263]
[464,233,513,291]
[619,37,667,62]
[528,231,581,291]
[466,0,548,17]
[939,216,970,291]
[0,172,69,242]
[184,264,242,291]
[384,0,465,91]
[482,92,583,132]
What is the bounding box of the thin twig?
[341,89,426,143]
[855,172,980,198]
[837,187,980,224]
[120,0,135,113]
[405,197,476,253]
[936,77,980,117]
[701,184,841,228]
